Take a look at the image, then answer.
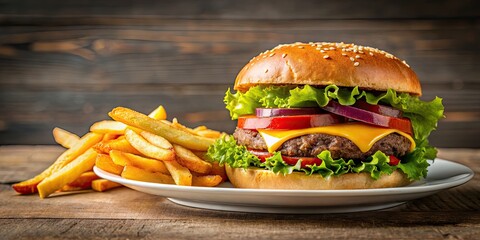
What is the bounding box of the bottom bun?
[225,165,412,190]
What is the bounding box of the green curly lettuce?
[206,136,431,180]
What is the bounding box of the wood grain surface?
[0,1,479,147]
[0,146,479,239]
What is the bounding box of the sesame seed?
[355,55,361,59]
[354,62,360,66]
[282,53,287,58]
[269,53,275,57]
[298,46,304,49]
[369,52,374,56]
[341,53,347,56]
[329,47,335,50]
[320,50,325,53]
[323,55,330,59]
[350,57,355,62]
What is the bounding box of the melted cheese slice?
[258,122,415,153]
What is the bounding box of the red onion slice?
[322,101,412,135]
[256,108,324,117]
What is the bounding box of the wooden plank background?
[0,0,479,147]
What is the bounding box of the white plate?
[93,159,474,214]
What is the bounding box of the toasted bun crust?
[234,42,422,96]
[226,165,412,190]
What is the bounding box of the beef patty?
[233,128,411,160]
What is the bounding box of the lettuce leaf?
[206,136,429,180]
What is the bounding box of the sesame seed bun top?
[234,42,422,96]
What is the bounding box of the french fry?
[95,154,123,175]
[65,171,99,189]
[192,152,227,181]
[121,165,174,184]
[109,107,214,151]
[195,129,222,139]
[125,129,175,161]
[37,149,98,198]
[60,185,84,192]
[148,105,167,120]
[210,162,227,182]
[13,132,103,194]
[109,150,169,175]
[173,144,212,174]
[102,133,119,141]
[164,160,192,186]
[91,179,122,192]
[193,126,207,132]
[140,131,173,149]
[90,120,127,135]
[192,175,223,187]
[171,118,198,135]
[93,138,142,155]
[93,106,167,136]
[52,127,80,148]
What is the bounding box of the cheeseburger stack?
[207,42,444,190]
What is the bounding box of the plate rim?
[93,158,474,197]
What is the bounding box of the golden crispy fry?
[148,105,167,120]
[109,107,214,151]
[125,129,175,161]
[192,151,207,159]
[60,185,85,192]
[37,149,98,198]
[95,153,124,175]
[121,165,174,184]
[193,126,207,131]
[173,144,212,174]
[52,127,80,148]
[210,162,227,182]
[90,120,127,135]
[140,131,173,149]
[92,179,122,192]
[171,119,198,135]
[164,160,192,186]
[93,138,142,155]
[109,150,169,175]
[102,133,119,141]
[192,175,223,187]
[65,171,99,189]
[195,129,223,139]
[13,132,103,194]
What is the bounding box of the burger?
[207,42,444,190]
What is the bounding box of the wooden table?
[1,146,479,239]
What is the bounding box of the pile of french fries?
[12,105,225,198]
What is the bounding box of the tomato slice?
[249,150,322,168]
[389,155,400,166]
[238,114,344,130]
